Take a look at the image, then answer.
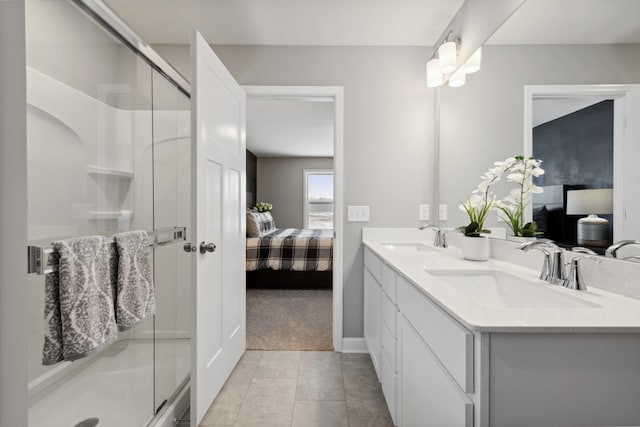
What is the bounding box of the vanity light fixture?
[426,36,482,89]
[426,58,444,88]
[462,47,482,74]
[448,67,466,87]
[438,41,458,74]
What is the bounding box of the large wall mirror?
[438,0,640,257]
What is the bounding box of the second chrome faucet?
[518,239,566,285]
[519,240,600,291]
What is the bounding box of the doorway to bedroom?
[243,86,344,352]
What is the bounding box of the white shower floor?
[29,339,189,427]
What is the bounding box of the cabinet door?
[398,316,473,427]
[364,268,381,378]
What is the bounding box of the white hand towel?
[113,230,155,330]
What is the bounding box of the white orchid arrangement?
[458,155,544,238]
[458,160,512,237]
[254,202,273,213]
[494,156,545,237]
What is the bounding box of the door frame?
[523,84,638,241]
[243,85,344,352]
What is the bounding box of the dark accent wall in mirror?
[533,100,613,189]
[246,149,257,207]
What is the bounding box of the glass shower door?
[26,0,192,425]
[151,69,192,413]
[26,0,156,425]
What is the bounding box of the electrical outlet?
[419,204,430,221]
[439,204,448,221]
[347,205,370,222]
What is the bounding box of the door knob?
[183,242,197,253]
[200,241,217,254]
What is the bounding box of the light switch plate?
[419,204,430,221]
[348,205,370,222]
[439,204,448,221]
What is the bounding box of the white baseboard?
[341,337,368,353]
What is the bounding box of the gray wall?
[257,157,333,229]
[154,44,436,338]
[439,44,640,230]
[0,0,28,425]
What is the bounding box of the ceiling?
[488,0,640,45]
[247,98,334,157]
[103,0,463,46]
[532,97,610,128]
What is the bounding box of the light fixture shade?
[438,41,457,74]
[566,188,613,215]
[448,67,466,88]
[463,47,482,74]
[426,59,443,88]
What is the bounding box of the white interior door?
[190,30,246,426]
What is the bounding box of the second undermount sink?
[381,242,436,253]
[425,269,601,309]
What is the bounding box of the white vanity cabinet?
[398,316,473,427]
[364,247,474,427]
[364,247,399,424]
[397,276,474,427]
[363,263,381,379]
[363,232,640,427]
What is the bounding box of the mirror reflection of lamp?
[566,188,613,247]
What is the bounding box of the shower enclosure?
[25,0,191,425]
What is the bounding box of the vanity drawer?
[381,291,397,338]
[381,319,397,371]
[381,263,397,303]
[364,247,382,282]
[397,276,474,393]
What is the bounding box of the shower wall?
[26,1,190,426]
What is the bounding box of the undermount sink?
[381,242,436,253]
[425,269,601,309]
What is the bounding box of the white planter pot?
[461,236,490,261]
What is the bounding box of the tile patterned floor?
[199,351,394,427]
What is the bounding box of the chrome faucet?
[518,239,565,284]
[605,240,640,258]
[418,224,447,248]
[562,255,599,291]
[571,247,598,256]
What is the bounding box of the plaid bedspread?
[246,228,334,272]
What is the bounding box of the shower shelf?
[88,210,135,220]
[87,165,134,178]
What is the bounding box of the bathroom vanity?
[363,228,640,427]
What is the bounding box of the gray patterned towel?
[42,236,118,365]
[113,230,155,330]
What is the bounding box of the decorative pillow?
[246,210,276,237]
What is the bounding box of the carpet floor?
[246,288,333,351]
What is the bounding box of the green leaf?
[465,222,479,235]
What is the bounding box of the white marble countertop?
[363,228,640,332]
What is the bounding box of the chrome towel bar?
[27,226,186,275]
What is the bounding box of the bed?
[245,210,333,288]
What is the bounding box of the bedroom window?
[304,170,334,229]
